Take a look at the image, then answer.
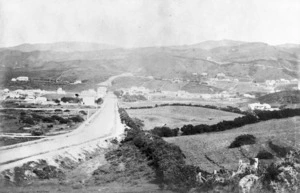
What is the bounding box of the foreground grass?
[166,117,300,172]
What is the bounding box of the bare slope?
[165,117,300,172]
[127,106,241,130]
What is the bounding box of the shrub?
[229,134,256,148]
[256,150,274,160]
[151,126,178,137]
[69,115,84,123]
[95,98,103,104]
[79,110,87,115]
[31,128,44,136]
[22,117,35,125]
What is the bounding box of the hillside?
[166,117,300,172]
[0,40,299,90]
[3,42,118,52]
[258,90,300,104]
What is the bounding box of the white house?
[201,72,208,76]
[3,88,9,93]
[81,89,97,97]
[35,97,47,104]
[11,78,17,82]
[248,103,271,111]
[73,80,82,84]
[82,97,96,106]
[16,76,29,81]
[97,86,107,98]
[57,88,66,94]
[216,73,226,79]
[243,94,256,98]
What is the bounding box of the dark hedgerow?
[229,134,256,148]
[256,150,274,160]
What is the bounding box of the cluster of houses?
[2,88,48,104]
[119,86,238,101]
[248,103,279,111]
[11,76,29,82]
[1,85,108,106]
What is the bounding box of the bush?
[256,150,274,160]
[95,98,103,104]
[31,128,44,136]
[151,126,179,137]
[79,110,87,115]
[229,134,256,148]
[22,117,35,125]
[61,97,82,103]
[69,115,84,123]
[54,109,62,113]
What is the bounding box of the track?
[0,92,124,172]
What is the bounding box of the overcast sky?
[0,0,299,48]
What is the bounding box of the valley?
[0,40,299,193]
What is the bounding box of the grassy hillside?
[166,117,300,172]
[127,106,241,130]
[258,90,300,105]
[1,41,299,90]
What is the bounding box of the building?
[3,88,9,93]
[243,94,256,98]
[201,72,208,76]
[81,89,97,97]
[35,97,47,104]
[248,103,272,111]
[216,73,226,79]
[73,80,82,84]
[97,86,107,98]
[82,97,96,106]
[11,78,17,82]
[16,76,29,81]
[57,88,66,94]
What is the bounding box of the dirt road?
[0,92,124,172]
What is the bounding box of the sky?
[0,0,299,48]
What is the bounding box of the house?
[11,78,17,82]
[16,76,29,81]
[216,73,226,79]
[97,86,107,98]
[82,97,96,106]
[57,88,66,94]
[35,97,47,104]
[73,80,82,84]
[243,94,256,98]
[248,103,272,111]
[201,72,208,77]
[3,88,9,93]
[81,89,97,97]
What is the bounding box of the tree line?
[150,108,300,137]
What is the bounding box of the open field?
[0,108,96,146]
[127,106,241,130]
[119,98,247,109]
[165,117,300,172]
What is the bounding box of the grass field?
[127,106,241,130]
[165,117,300,173]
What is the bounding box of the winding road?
[0,92,124,172]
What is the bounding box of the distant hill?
[0,40,299,90]
[171,39,246,50]
[2,42,118,52]
[258,90,300,104]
